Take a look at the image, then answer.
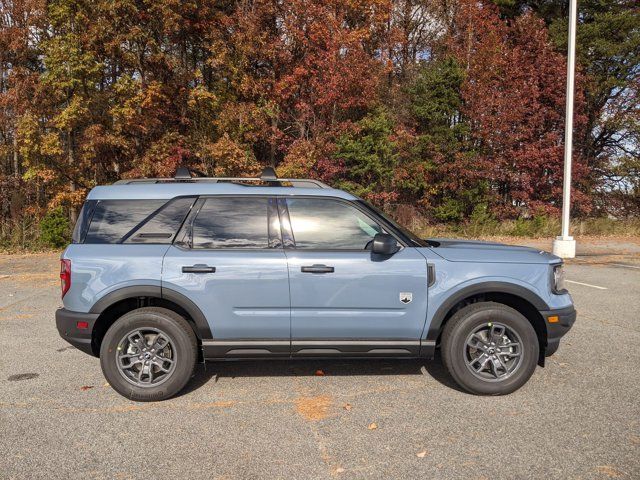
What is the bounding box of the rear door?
[162,196,291,357]
[281,197,428,356]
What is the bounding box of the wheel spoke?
[489,324,506,344]
[128,331,149,353]
[467,334,488,352]
[120,353,141,359]
[151,334,169,352]
[495,355,510,374]
[153,361,171,373]
[498,350,521,358]
[120,357,141,369]
[470,353,490,372]
[489,357,504,378]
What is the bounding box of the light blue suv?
[56,168,576,401]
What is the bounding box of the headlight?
[552,264,567,294]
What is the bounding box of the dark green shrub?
[40,208,70,248]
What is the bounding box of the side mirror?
[372,233,399,255]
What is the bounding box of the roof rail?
[113,166,331,189]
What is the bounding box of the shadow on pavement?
[179,351,467,396]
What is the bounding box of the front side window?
[286,198,382,250]
[191,197,269,249]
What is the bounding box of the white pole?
[553,0,578,258]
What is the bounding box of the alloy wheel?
[115,328,177,387]
[463,322,523,382]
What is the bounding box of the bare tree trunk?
[269,113,278,167]
[13,134,19,177]
[68,130,77,224]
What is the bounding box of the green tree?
[333,107,399,206]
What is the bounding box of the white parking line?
[609,263,640,270]
[566,280,608,290]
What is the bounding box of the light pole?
[553,0,578,259]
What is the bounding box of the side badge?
[399,292,412,304]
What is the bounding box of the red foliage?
[452,1,591,216]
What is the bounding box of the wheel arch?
[426,282,549,363]
[88,286,212,356]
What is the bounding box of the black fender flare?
[425,281,550,343]
[89,285,213,340]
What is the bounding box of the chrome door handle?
[301,264,334,274]
[182,264,216,273]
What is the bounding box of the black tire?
[441,302,539,395]
[100,307,198,401]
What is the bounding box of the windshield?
[356,200,428,247]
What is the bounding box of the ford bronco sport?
[56,167,576,401]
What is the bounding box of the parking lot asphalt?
[0,252,639,479]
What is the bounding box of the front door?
[162,196,290,357]
[281,197,428,356]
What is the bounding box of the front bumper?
[55,308,99,356]
[540,305,577,356]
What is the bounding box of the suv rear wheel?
[441,302,539,395]
[100,307,197,401]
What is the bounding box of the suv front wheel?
[100,307,198,401]
[441,302,539,395]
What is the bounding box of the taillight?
[60,259,71,298]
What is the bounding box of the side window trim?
[268,197,283,248]
[175,197,206,249]
[276,197,295,248]
[173,195,282,251]
[278,196,405,251]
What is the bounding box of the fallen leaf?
[416,449,428,458]
[315,369,325,376]
[295,395,332,421]
[334,467,345,474]
[596,466,624,478]
[103,383,110,387]
[368,422,378,430]
[343,403,352,411]
[80,385,94,391]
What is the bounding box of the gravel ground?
[0,251,638,480]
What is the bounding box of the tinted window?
[72,200,97,243]
[126,197,196,244]
[84,200,166,244]
[191,197,269,249]
[357,200,427,247]
[286,198,382,249]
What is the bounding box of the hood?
[425,238,560,264]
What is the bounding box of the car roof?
[86,182,357,201]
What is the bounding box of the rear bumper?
[540,305,577,356]
[55,308,99,356]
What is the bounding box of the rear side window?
[82,198,194,244]
[72,200,97,243]
[125,197,196,244]
[190,197,269,249]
